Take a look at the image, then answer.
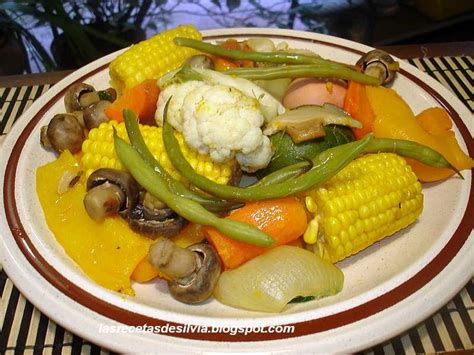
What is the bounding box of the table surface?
[0,43,473,354]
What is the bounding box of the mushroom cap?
[128,202,187,238]
[356,49,398,85]
[86,168,139,216]
[64,82,95,113]
[83,100,111,130]
[168,243,222,304]
[46,113,85,154]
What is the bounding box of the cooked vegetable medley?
[36,25,473,313]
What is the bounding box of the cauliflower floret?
[236,135,273,172]
[181,84,268,168]
[156,81,273,172]
[155,81,205,131]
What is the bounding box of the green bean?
[174,37,381,86]
[223,65,381,86]
[175,37,339,66]
[363,137,462,177]
[255,137,462,180]
[250,160,311,188]
[114,133,275,247]
[123,109,243,212]
[163,102,373,200]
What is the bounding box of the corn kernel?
[303,153,423,263]
[80,121,234,185]
[109,25,202,92]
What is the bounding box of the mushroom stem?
[84,182,125,221]
[148,238,197,280]
[364,64,387,83]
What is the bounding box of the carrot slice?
[131,257,168,283]
[105,79,160,124]
[343,81,375,140]
[204,197,308,270]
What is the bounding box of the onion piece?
[246,38,275,52]
[213,246,343,313]
[264,104,362,143]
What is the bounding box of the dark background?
[1,0,473,75]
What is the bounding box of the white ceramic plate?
[1,28,473,353]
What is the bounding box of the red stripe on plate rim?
[3,33,474,342]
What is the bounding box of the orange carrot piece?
[213,39,254,71]
[213,57,238,71]
[203,197,308,270]
[105,79,160,124]
[343,81,375,140]
[131,256,168,283]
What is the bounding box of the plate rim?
[1,27,473,351]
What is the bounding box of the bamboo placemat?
[1,56,473,354]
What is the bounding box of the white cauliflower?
[236,135,273,173]
[156,82,273,172]
[155,81,205,131]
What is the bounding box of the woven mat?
[0,57,473,354]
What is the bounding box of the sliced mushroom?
[148,239,221,304]
[84,182,125,221]
[356,49,399,85]
[185,54,215,70]
[64,83,95,112]
[128,193,186,238]
[83,100,111,129]
[70,110,86,128]
[46,113,85,153]
[79,91,101,108]
[148,238,197,280]
[40,126,51,148]
[84,168,139,221]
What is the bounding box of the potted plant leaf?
[1,0,154,71]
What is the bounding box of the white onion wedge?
[213,246,343,313]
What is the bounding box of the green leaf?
[211,0,221,8]
[226,0,241,11]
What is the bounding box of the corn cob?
[81,121,234,185]
[303,153,423,263]
[109,25,202,93]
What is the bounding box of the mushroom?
[83,100,111,129]
[185,54,215,70]
[148,238,221,304]
[128,192,187,238]
[40,126,51,148]
[84,168,139,221]
[356,49,399,85]
[46,113,85,153]
[64,83,96,112]
[70,110,86,128]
